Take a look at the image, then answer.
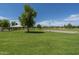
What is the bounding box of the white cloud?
[37,20,68,26]
[65,14,79,21]
[37,14,79,26]
[36,20,53,26]
[0,16,9,20]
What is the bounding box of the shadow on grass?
[25,31,45,33]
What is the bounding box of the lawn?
[0,30,79,55]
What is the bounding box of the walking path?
[44,30,79,34]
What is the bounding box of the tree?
[19,4,37,32]
[0,20,3,27]
[2,20,10,28]
[11,21,17,26]
[64,23,72,28]
[0,19,10,31]
[0,20,3,31]
[37,24,42,29]
[67,23,72,28]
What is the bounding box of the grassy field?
[0,30,79,55]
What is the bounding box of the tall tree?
[19,4,37,32]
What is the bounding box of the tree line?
[0,19,18,31]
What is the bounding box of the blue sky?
[0,3,79,26]
[0,3,24,20]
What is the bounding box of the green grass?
[0,30,79,55]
